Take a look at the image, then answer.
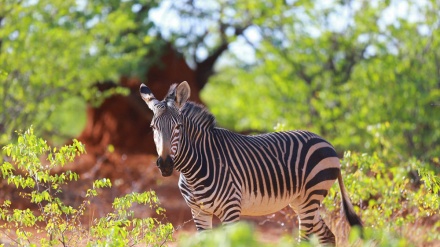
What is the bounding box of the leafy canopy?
[0,0,162,145]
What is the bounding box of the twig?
[0,229,21,245]
[159,216,195,247]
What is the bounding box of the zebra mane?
[181,102,216,129]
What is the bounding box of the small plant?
[0,127,173,246]
[323,151,440,246]
[89,191,174,246]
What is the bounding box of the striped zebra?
[140,81,362,244]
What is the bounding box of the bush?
[0,127,173,246]
[324,152,440,245]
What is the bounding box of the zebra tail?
[337,172,363,227]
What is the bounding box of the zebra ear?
[174,81,190,109]
[140,83,159,111]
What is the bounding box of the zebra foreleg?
[216,200,242,226]
[191,209,213,231]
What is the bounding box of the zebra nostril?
[156,157,163,167]
[165,156,173,167]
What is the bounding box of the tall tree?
[0,0,161,144]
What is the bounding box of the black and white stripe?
[140,82,362,244]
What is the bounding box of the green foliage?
[90,191,173,246]
[178,222,292,247]
[418,165,440,194]
[0,0,162,145]
[202,0,440,160]
[0,127,173,246]
[178,221,416,247]
[324,152,440,245]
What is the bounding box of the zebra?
[139,81,362,244]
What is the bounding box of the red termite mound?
[78,46,201,158]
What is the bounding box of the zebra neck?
[173,118,214,178]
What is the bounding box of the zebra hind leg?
[299,214,335,245]
[295,201,335,245]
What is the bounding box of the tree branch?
[195,42,229,90]
[194,19,252,89]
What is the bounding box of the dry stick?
[1,229,21,245]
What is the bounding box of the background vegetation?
[0,0,163,145]
[1,0,439,246]
[202,0,440,160]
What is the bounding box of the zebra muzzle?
[156,156,174,177]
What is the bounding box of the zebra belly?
[240,195,296,216]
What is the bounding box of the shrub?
[0,127,173,246]
[324,151,440,245]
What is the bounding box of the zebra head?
[139,81,190,177]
